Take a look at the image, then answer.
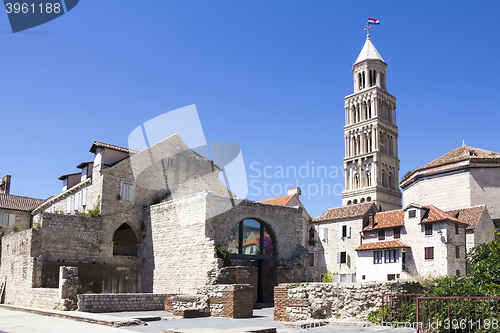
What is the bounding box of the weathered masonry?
[0,135,308,310]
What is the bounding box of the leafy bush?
[321,270,337,283]
[216,244,231,267]
[84,201,101,217]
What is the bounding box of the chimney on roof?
[0,175,11,195]
[368,213,374,229]
[288,187,301,196]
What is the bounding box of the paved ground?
[0,306,417,333]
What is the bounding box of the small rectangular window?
[167,158,175,166]
[340,251,347,264]
[387,274,396,281]
[409,210,416,218]
[373,251,382,264]
[378,229,385,240]
[456,246,460,259]
[120,181,135,201]
[456,270,460,276]
[384,249,399,263]
[342,225,347,238]
[309,253,315,267]
[2,212,14,226]
[425,247,434,260]
[394,227,401,239]
[425,224,433,236]
[455,224,459,235]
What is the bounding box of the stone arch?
[113,223,139,256]
[227,218,276,257]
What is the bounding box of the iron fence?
[381,293,423,324]
[416,296,500,333]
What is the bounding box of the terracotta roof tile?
[446,206,486,230]
[402,146,500,183]
[355,240,410,251]
[364,209,404,231]
[313,202,375,222]
[89,141,137,154]
[259,194,295,207]
[0,194,46,212]
[420,205,468,226]
[422,146,500,169]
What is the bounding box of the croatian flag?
[368,18,380,25]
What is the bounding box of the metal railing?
[416,296,500,332]
[381,294,423,324]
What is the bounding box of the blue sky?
[1,1,499,217]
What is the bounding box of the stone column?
[59,266,79,311]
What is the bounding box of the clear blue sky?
[1,1,499,217]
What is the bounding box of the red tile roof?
[89,141,137,154]
[401,146,500,184]
[259,194,295,207]
[363,209,404,231]
[420,205,468,226]
[356,240,410,251]
[0,194,46,212]
[446,206,486,230]
[313,202,375,222]
[422,146,500,169]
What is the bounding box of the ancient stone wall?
[274,281,424,321]
[146,192,218,294]
[38,213,101,263]
[77,293,170,312]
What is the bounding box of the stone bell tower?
[341,33,402,211]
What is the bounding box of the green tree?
[429,231,500,297]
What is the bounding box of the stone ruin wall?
[274,281,424,321]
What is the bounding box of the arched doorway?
[113,223,138,256]
[228,219,276,303]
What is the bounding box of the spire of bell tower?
[342,33,402,212]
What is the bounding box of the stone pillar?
[59,266,79,311]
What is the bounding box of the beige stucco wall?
[403,170,471,210]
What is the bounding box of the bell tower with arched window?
[342,33,401,211]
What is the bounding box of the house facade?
[400,144,500,230]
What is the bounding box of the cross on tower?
[364,24,371,35]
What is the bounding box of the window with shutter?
[82,188,87,206]
[378,229,385,240]
[373,251,382,264]
[424,247,434,260]
[321,252,329,266]
[2,212,14,226]
[66,196,72,213]
[425,224,432,236]
[120,181,135,201]
[394,227,401,239]
[321,227,329,241]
